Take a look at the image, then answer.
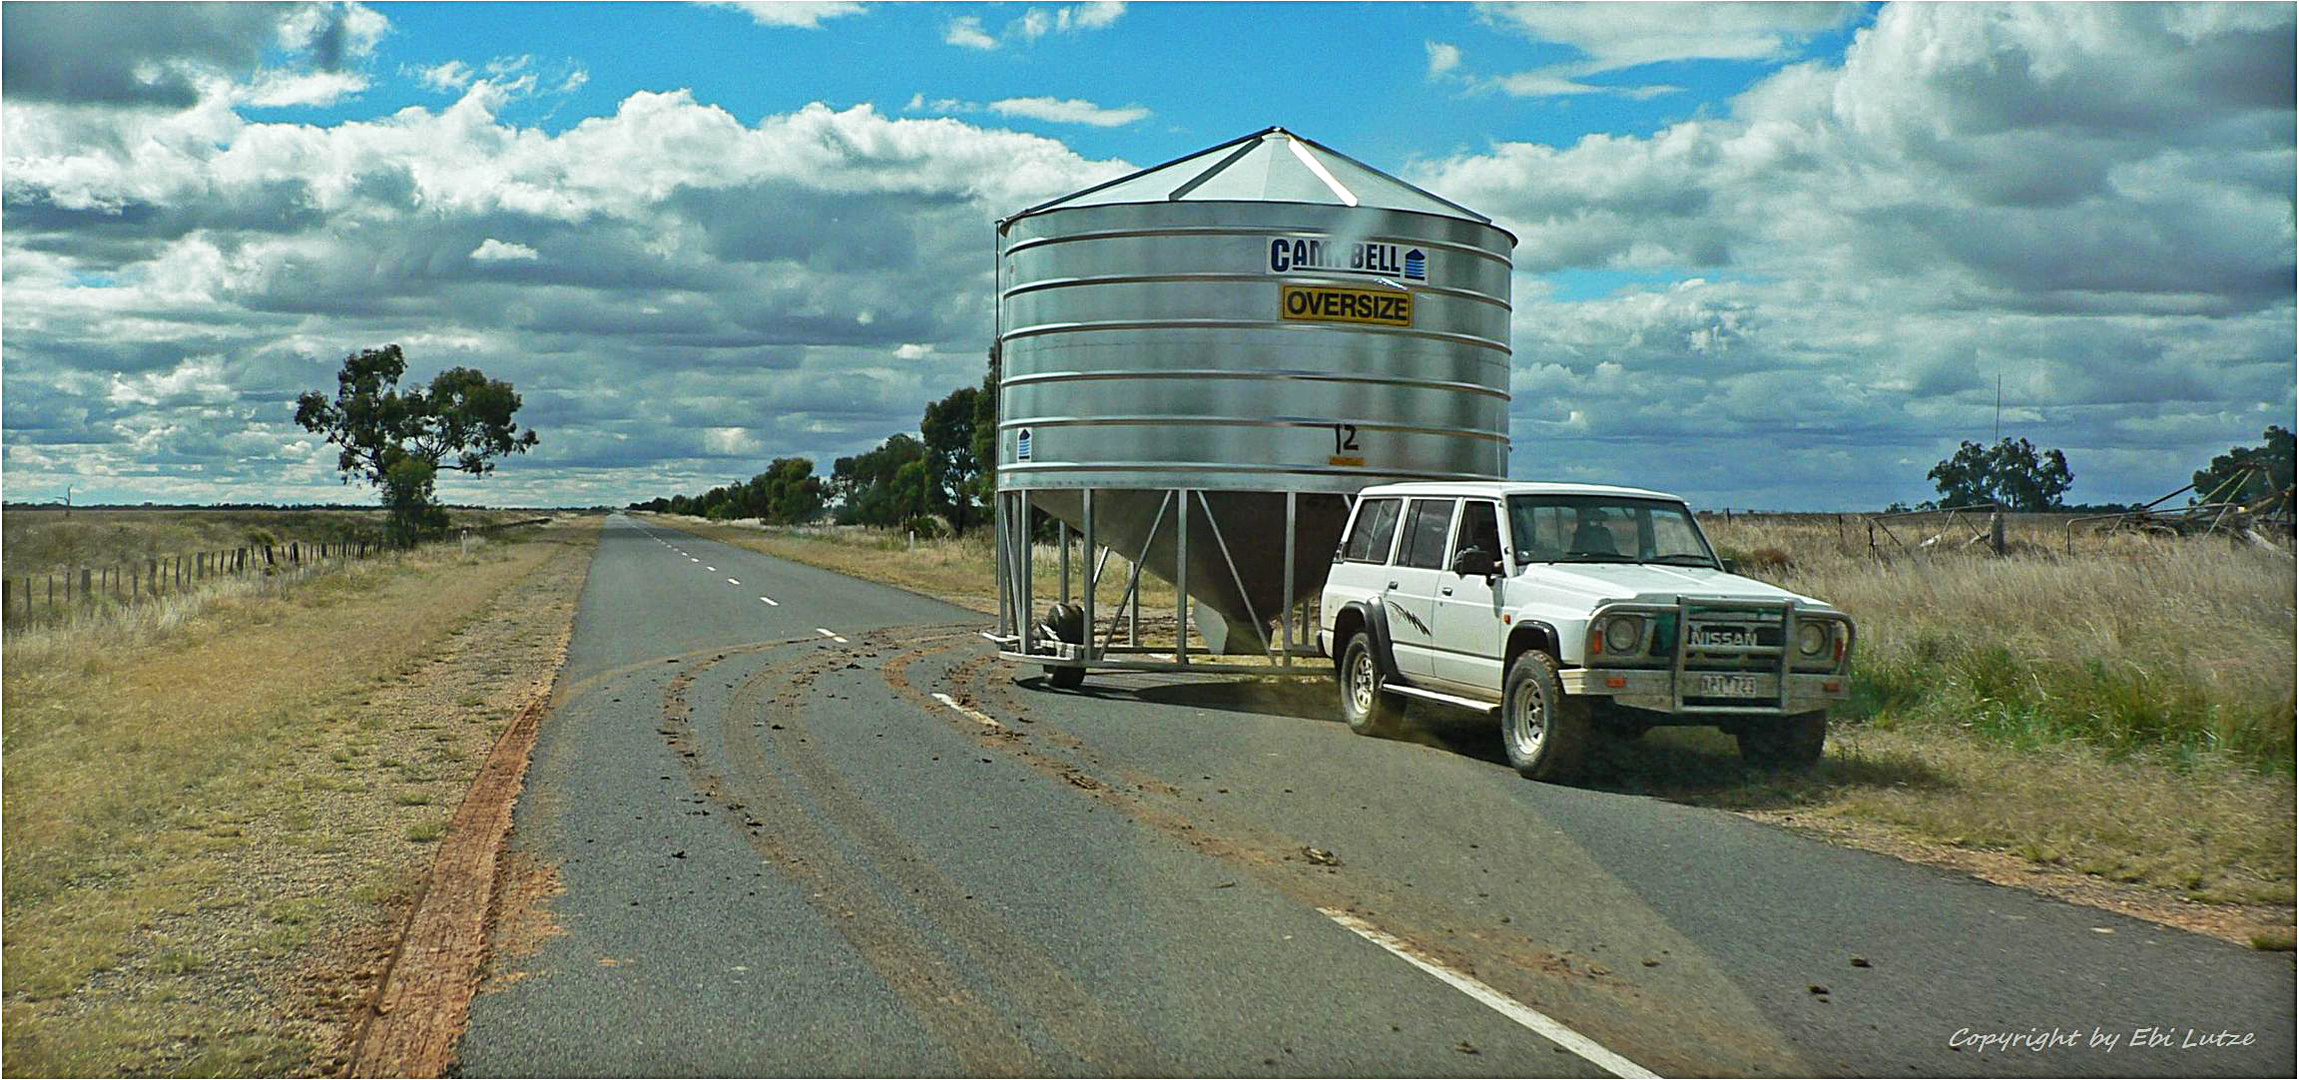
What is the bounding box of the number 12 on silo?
[1332,424,1360,453]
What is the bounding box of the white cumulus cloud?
[944,15,998,49]
[988,96,1150,127]
[698,1,867,28]
[470,239,541,262]
[1413,1,2295,507]
[1426,41,1461,78]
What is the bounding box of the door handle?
[1387,581,1399,590]
[1440,586,1454,596]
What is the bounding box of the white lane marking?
[931,692,1003,729]
[1316,909,1658,1079]
[759,596,779,606]
[815,628,849,643]
[706,566,717,572]
[689,557,699,562]
[727,577,741,585]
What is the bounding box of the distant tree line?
[633,364,997,536]
[1884,426,2295,513]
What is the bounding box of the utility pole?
[1994,370,2003,446]
[64,485,72,518]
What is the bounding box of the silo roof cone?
[1006,127,1493,224]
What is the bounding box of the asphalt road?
[458,513,2294,1077]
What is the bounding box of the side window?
[1454,501,1500,568]
[1396,499,1456,570]
[1339,498,1402,563]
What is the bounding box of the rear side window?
[1396,499,1456,570]
[1339,498,1402,563]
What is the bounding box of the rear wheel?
[1737,711,1827,770]
[1339,632,1404,737]
[1501,651,1591,781]
[1040,603,1086,690]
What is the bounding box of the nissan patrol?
[1318,482,1855,780]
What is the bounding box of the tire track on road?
[657,644,1041,1076]
[725,633,1174,1076]
[878,630,1804,1077]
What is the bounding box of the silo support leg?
[1281,490,1297,666]
[1018,490,1034,657]
[1175,488,1189,666]
[1195,490,1268,656]
[1106,491,1169,654]
[1081,490,1096,664]
[994,491,1009,638]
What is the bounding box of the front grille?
[1651,608,1787,671]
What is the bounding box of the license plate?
[1699,674,1760,698]
[1690,625,1755,648]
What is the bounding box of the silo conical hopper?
[994,128,1515,661]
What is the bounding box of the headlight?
[1603,616,1641,653]
[1797,621,1829,657]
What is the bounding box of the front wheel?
[1338,633,1405,737]
[1501,651,1591,781]
[1737,711,1827,770]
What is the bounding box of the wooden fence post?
[81,568,92,602]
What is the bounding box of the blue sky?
[3,2,2292,509]
[270,3,1864,168]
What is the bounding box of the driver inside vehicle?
[1462,510,1501,567]
[1569,508,1619,556]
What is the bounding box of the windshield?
[1506,495,1719,569]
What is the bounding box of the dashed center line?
[814,627,849,643]
[1317,909,1658,1079]
[706,566,717,572]
[759,596,779,606]
[727,577,741,585]
[930,692,1003,729]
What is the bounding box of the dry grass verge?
[2,517,598,1076]
[642,512,2293,943]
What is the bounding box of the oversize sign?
[1280,285,1413,327]
[1268,237,1427,282]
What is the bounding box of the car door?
[1384,497,1454,680]
[1430,499,1507,692]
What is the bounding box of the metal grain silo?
[990,127,1514,676]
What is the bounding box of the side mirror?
[1451,547,1496,577]
[1721,557,1741,574]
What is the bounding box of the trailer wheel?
[1041,603,1086,690]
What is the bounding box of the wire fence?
[0,517,552,631]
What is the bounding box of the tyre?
[1040,603,1086,691]
[1500,650,1592,781]
[1338,632,1405,737]
[1737,711,1827,770]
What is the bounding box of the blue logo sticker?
[1404,249,1426,281]
[1017,428,1033,462]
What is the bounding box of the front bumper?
[1559,668,1849,717]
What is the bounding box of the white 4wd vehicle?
[1318,482,1855,780]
